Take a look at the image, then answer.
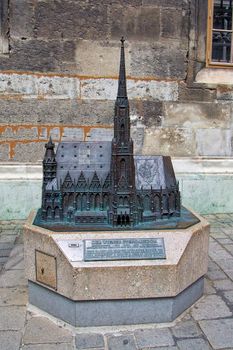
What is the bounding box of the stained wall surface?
[1,1,233,218]
[0,0,227,162]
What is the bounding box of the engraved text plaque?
[84,238,166,261]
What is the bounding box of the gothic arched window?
[154,195,160,212]
[144,195,150,211]
[95,194,100,209]
[124,196,129,206]
[54,207,60,219]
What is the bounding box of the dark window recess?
[0,0,9,54]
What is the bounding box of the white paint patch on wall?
[196,129,232,157]
[81,78,178,101]
[0,73,80,99]
[0,73,178,101]
[81,79,118,100]
[196,68,233,85]
[127,80,178,101]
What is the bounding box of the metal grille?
[211,0,233,63]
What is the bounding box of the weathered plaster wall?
[0,0,232,217]
[0,0,224,162]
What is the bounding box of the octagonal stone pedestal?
[24,210,209,327]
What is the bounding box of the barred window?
[207,0,233,66]
[0,0,9,54]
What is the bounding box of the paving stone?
[210,231,227,238]
[225,244,233,255]
[222,229,233,237]
[0,242,14,250]
[216,238,233,244]
[76,333,104,349]
[0,330,22,350]
[171,320,201,339]
[135,328,175,348]
[23,316,73,344]
[0,269,27,287]
[223,290,233,303]
[191,295,232,320]
[215,258,233,272]
[209,247,232,261]
[206,269,227,281]
[5,253,24,270]
[176,338,211,350]
[203,214,216,219]
[0,248,12,257]
[0,287,28,306]
[9,244,24,257]
[208,260,220,272]
[21,344,74,350]
[213,279,233,291]
[0,235,17,243]
[107,334,137,350]
[199,318,233,349]
[211,222,225,227]
[204,279,216,294]
[0,256,8,264]
[224,270,233,280]
[0,306,26,330]
[215,213,232,219]
[141,347,179,350]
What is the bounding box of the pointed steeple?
[113,37,130,142]
[43,136,57,185]
[44,136,56,163]
[116,37,128,105]
[47,136,54,148]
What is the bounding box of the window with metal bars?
[207,0,233,66]
[0,0,9,54]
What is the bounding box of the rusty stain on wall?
[0,69,182,82]
[0,124,112,159]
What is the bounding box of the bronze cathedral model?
[38,38,182,230]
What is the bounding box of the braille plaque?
[84,238,166,261]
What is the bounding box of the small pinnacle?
[45,135,54,149]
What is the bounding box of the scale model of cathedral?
[41,38,181,228]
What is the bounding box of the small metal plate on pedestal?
[35,250,57,289]
[84,238,166,261]
[56,240,84,262]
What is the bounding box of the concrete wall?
[0,0,233,218]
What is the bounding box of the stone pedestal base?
[28,278,204,327]
[24,210,209,327]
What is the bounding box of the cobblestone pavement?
[1,214,233,350]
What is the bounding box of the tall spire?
[44,136,56,163]
[46,136,55,150]
[117,37,128,103]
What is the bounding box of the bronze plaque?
[84,238,166,261]
[35,250,57,289]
